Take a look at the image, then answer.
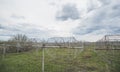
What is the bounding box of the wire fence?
[95,35,120,72]
[0,35,120,72]
[0,41,84,72]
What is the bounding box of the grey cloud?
[91,11,106,24]
[56,4,80,21]
[110,4,120,18]
[87,0,97,12]
[73,0,120,35]
[0,23,50,40]
[0,18,7,23]
[99,0,111,5]
[73,26,102,35]
[113,4,120,10]
[11,14,25,19]
[74,25,120,35]
[0,24,21,31]
[87,0,109,12]
[0,24,4,29]
[0,33,13,37]
[0,23,43,33]
[87,6,95,12]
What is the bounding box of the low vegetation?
[0,46,111,72]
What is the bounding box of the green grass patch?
[0,47,115,72]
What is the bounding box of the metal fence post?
[42,44,45,72]
[2,44,6,60]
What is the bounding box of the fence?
[95,35,120,72]
[0,39,84,72]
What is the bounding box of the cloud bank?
[73,0,120,36]
[0,0,120,41]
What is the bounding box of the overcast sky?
[0,0,120,41]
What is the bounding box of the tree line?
[0,34,36,53]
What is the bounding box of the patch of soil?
[83,55,92,59]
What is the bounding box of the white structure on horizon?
[96,35,120,50]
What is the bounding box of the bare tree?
[8,34,32,52]
[10,34,28,42]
